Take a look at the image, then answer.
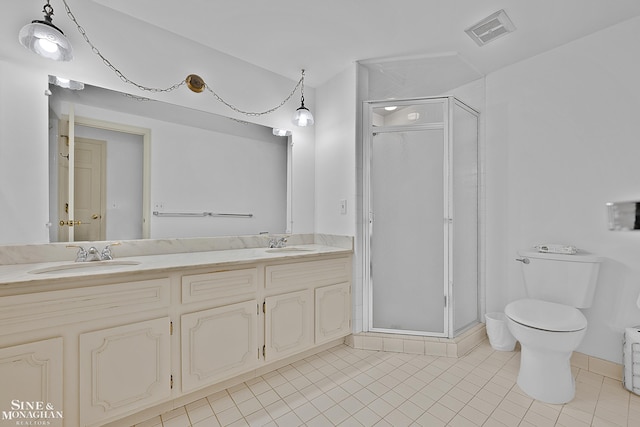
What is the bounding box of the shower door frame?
[363,96,479,339]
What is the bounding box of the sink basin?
[28,260,141,275]
[265,247,314,253]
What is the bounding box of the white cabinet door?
[0,337,64,427]
[181,300,258,393]
[315,282,351,345]
[264,290,313,362]
[79,317,171,426]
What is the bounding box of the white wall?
[0,1,315,244]
[315,65,360,330]
[485,16,640,363]
[0,60,50,243]
[315,66,357,235]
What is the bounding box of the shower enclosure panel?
[365,97,479,338]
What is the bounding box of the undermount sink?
[28,260,141,275]
[265,247,314,253]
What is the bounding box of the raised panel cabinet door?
[264,290,313,362]
[79,317,171,426]
[315,282,352,345]
[0,337,64,427]
[181,300,258,393]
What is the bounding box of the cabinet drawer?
[265,257,351,290]
[0,278,170,334]
[182,268,258,304]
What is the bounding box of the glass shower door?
[370,128,447,336]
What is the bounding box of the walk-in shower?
[364,96,479,338]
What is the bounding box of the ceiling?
[89,0,640,88]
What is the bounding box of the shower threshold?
[346,323,486,358]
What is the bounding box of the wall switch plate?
[339,199,347,215]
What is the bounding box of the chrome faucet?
[100,242,120,260]
[67,245,88,262]
[268,236,288,248]
[67,242,121,262]
[86,246,102,262]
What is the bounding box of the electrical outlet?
[154,202,164,210]
[339,199,347,215]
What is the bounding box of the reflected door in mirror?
[58,134,106,241]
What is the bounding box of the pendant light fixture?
[292,69,314,127]
[19,0,73,61]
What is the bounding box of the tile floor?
[135,341,638,427]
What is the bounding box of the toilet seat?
[505,298,587,332]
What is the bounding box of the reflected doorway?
[58,136,106,241]
[53,114,150,242]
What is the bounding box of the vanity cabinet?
[0,337,64,424]
[315,282,352,344]
[264,290,314,361]
[79,317,172,426]
[0,248,352,426]
[181,300,258,392]
[263,257,351,361]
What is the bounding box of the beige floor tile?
[382,408,413,426]
[191,416,222,427]
[186,399,215,424]
[556,411,591,427]
[413,411,446,426]
[131,343,636,427]
[352,406,381,426]
[426,401,456,423]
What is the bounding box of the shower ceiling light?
[19,0,73,61]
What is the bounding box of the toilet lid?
[505,299,587,332]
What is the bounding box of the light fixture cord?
[300,69,306,107]
[60,0,305,116]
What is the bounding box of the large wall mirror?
[48,77,290,242]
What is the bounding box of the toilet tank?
[518,251,603,308]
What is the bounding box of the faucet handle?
[67,245,87,262]
[101,242,121,260]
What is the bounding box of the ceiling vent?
[465,9,516,46]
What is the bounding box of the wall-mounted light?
[292,70,314,127]
[49,75,84,90]
[23,1,311,126]
[19,0,73,61]
[272,128,292,137]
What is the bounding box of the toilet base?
[517,345,575,404]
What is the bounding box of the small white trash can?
[485,312,517,351]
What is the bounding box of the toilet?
[505,250,602,404]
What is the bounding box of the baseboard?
[571,351,623,381]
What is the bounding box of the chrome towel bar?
[152,211,253,218]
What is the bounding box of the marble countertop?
[0,235,353,288]
[0,243,352,287]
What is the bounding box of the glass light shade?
[292,106,314,127]
[19,21,73,61]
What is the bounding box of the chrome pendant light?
[292,70,314,127]
[19,0,73,61]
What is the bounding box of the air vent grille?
[465,10,516,46]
